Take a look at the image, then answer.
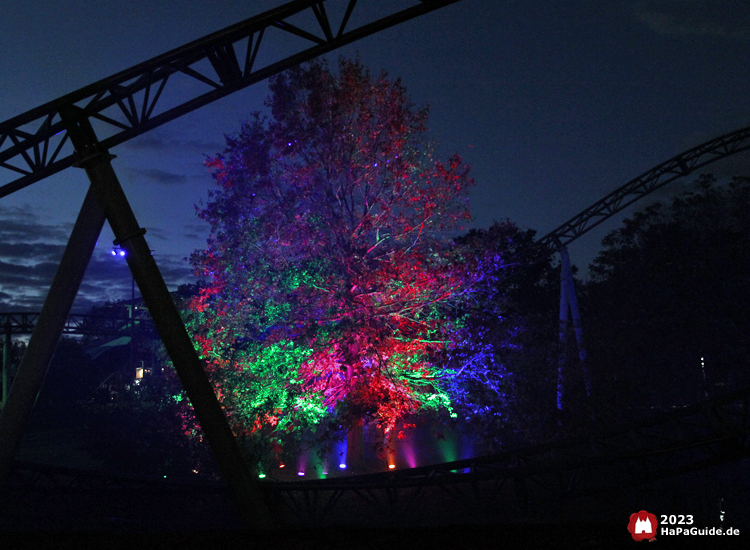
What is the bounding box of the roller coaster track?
[538,125,750,249]
[2,0,750,530]
[0,2,464,528]
[222,385,750,524]
[0,0,461,199]
[5,385,749,527]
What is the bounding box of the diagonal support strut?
[0,185,106,489]
[58,105,273,529]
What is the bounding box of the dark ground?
[0,523,747,550]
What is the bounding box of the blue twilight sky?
[1,0,749,312]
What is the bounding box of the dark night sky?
[2,0,750,312]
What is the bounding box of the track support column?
[59,106,272,529]
[0,186,106,487]
[556,243,591,412]
[2,323,10,408]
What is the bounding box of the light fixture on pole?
[111,246,135,377]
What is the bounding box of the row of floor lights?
[255,432,354,479]
[296,460,348,477]
[254,421,490,479]
[257,460,400,479]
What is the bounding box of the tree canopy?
[187,58,484,454]
[441,223,561,447]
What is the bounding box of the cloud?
[122,132,224,156]
[0,260,60,311]
[142,226,170,242]
[127,167,189,186]
[0,204,36,223]
[0,242,66,264]
[635,1,750,38]
[153,253,195,287]
[0,204,196,312]
[74,252,194,313]
[182,221,211,242]
[0,204,70,242]
[0,204,65,310]
[0,259,60,288]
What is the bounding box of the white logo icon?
[635,517,653,534]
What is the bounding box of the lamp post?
[111,246,135,376]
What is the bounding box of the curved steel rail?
[0,0,461,198]
[266,385,750,525]
[537,125,750,249]
[2,0,748,529]
[6,385,749,527]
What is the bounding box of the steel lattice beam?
[0,0,462,199]
[537,125,750,249]
[0,0,463,529]
[7,385,749,526]
[264,386,750,524]
[0,311,153,336]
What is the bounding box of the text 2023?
[661,515,694,525]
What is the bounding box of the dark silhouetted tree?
[583,175,750,419]
[445,222,561,449]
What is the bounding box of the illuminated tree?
[187,58,475,453]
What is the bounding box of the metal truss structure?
[0,0,461,198]
[537,125,750,248]
[5,384,748,528]
[1,309,156,408]
[534,126,750,401]
[0,0,462,530]
[1,311,152,336]
[2,0,750,531]
[267,386,750,525]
